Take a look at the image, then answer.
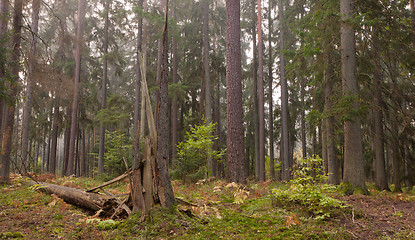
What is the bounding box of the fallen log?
[32,182,114,212]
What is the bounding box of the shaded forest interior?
[1,0,415,218]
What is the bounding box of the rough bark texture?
[203,0,214,175]
[98,0,110,175]
[226,0,245,183]
[171,2,178,164]
[49,100,59,174]
[251,0,259,180]
[267,1,275,180]
[0,0,9,156]
[257,0,265,182]
[0,0,22,183]
[67,0,84,176]
[21,0,40,167]
[324,49,339,185]
[372,30,388,191]
[340,0,367,192]
[156,0,175,208]
[132,0,144,213]
[279,0,290,181]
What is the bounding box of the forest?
[1,0,415,239]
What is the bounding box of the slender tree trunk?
[171,1,178,164]
[0,0,22,183]
[257,0,265,181]
[203,0,214,176]
[0,0,10,147]
[372,30,388,191]
[267,0,275,180]
[154,0,165,126]
[156,0,175,208]
[21,0,40,169]
[67,0,84,176]
[49,99,59,174]
[98,0,110,175]
[324,49,339,185]
[132,0,145,213]
[340,0,367,193]
[279,0,290,181]
[251,0,259,180]
[80,128,86,177]
[226,0,245,183]
[62,119,70,175]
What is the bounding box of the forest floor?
[1,174,415,239]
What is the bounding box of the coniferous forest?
[1,0,415,239]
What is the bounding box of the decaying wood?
[86,169,132,193]
[33,182,113,211]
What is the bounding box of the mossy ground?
[1,175,414,239]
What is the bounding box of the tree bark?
[257,0,265,182]
[171,1,178,164]
[0,0,22,183]
[279,0,290,181]
[340,0,367,193]
[21,0,40,170]
[203,0,214,176]
[98,0,110,175]
[156,0,175,208]
[372,29,388,191]
[49,99,59,174]
[67,0,84,176]
[324,49,339,185]
[267,0,275,180]
[251,0,259,180]
[0,0,9,153]
[226,0,245,183]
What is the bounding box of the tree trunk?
[226,0,245,183]
[49,99,59,175]
[203,0,214,176]
[324,49,339,185]
[267,0,275,180]
[171,1,178,164]
[251,0,259,180]
[132,0,145,213]
[98,0,110,175]
[340,0,367,193]
[257,0,265,182]
[0,0,22,183]
[279,0,290,181]
[156,0,175,208]
[21,0,40,169]
[67,0,84,176]
[372,30,388,191]
[0,0,10,142]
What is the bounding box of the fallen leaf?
[285,213,300,227]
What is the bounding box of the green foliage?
[172,122,225,182]
[272,156,347,220]
[103,130,131,176]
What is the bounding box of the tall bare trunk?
[156,0,175,207]
[251,0,259,180]
[267,0,275,180]
[226,0,245,183]
[279,0,290,181]
[49,99,59,174]
[0,0,22,183]
[67,0,84,176]
[21,0,40,168]
[372,30,388,190]
[171,1,178,163]
[324,49,339,185]
[98,0,110,175]
[257,0,265,181]
[340,0,367,193]
[0,0,10,147]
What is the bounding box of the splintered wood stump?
[34,182,114,211]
